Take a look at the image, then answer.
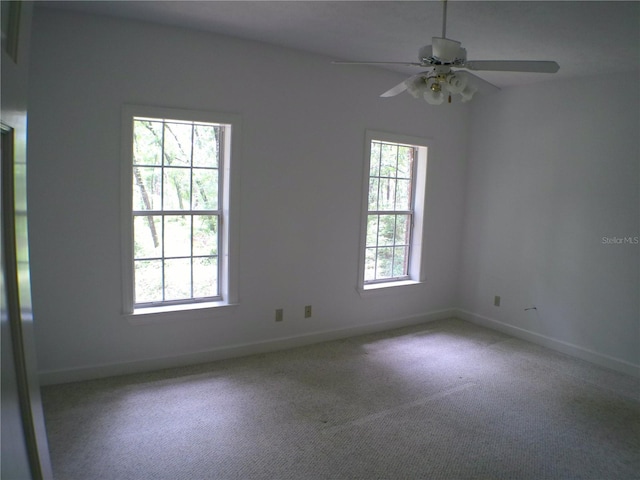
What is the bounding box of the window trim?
[357,130,429,293]
[121,105,241,318]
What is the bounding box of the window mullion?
[160,125,166,302]
[374,213,381,280]
[217,127,225,297]
[190,214,194,300]
[375,143,382,213]
[393,144,400,211]
[189,125,195,300]
[391,213,398,277]
[369,210,412,215]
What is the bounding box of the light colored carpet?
[41,318,640,480]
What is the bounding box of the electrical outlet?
[275,308,283,322]
[304,305,312,318]
[494,296,501,307]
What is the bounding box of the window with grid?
[122,106,240,316]
[365,141,416,283]
[131,117,222,306]
[359,131,428,290]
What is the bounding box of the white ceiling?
[40,1,640,88]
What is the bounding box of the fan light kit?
[334,0,559,105]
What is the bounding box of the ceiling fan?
[333,0,559,104]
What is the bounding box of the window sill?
[357,280,425,297]
[125,301,239,325]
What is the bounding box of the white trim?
[38,309,456,386]
[126,302,240,325]
[357,130,430,292]
[120,105,241,318]
[455,308,640,378]
[121,108,135,313]
[410,144,428,281]
[38,307,639,384]
[357,280,425,298]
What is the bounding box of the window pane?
[164,215,191,257]
[133,167,161,210]
[366,215,378,248]
[397,146,413,178]
[393,246,409,277]
[380,143,397,177]
[369,142,381,177]
[134,215,162,259]
[378,215,395,246]
[193,215,218,256]
[133,120,163,166]
[135,260,162,303]
[192,169,218,210]
[193,257,217,298]
[376,247,393,279]
[164,258,191,301]
[364,248,377,282]
[164,122,192,166]
[378,178,396,211]
[193,125,219,168]
[395,179,412,210]
[368,178,379,211]
[163,168,190,210]
[395,215,410,245]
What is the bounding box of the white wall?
[30,9,638,384]
[458,72,640,373]
[28,9,469,383]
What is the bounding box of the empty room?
[2,1,639,479]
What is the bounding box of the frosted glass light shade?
[423,77,444,105]
[406,77,426,99]
[445,73,467,94]
[460,84,477,103]
[424,89,445,105]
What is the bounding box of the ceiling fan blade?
[463,60,560,73]
[332,60,423,67]
[380,78,411,97]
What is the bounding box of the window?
[122,106,240,315]
[358,131,428,291]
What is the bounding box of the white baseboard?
[39,308,456,386]
[455,308,640,378]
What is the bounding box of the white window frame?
[121,105,240,320]
[357,130,429,293]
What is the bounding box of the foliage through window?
[132,117,223,306]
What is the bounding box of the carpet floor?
[41,318,640,480]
